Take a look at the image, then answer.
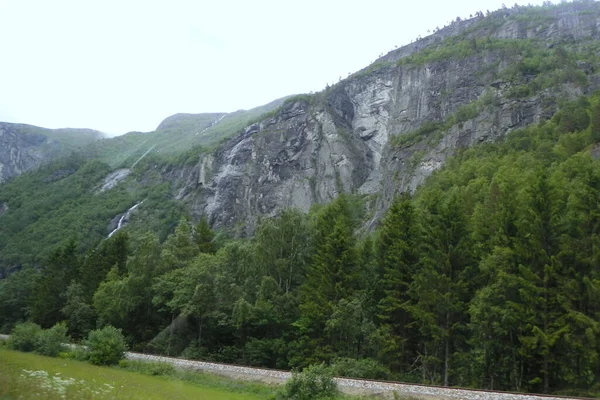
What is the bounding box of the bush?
[58,346,88,361]
[330,357,391,380]
[84,325,128,365]
[118,360,176,376]
[279,363,338,400]
[35,322,68,356]
[9,322,42,352]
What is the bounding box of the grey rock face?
[0,122,103,183]
[0,124,50,183]
[171,5,600,231]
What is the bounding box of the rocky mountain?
[81,97,290,169]
[1,2,600,264]
[167,2,600,232]
[0,122,104,183]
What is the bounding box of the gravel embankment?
[125,352,584,400]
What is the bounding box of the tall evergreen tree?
[195,216,216,254]
[29,240,80,328]
[410,189,474,386]
[160,218,199,273]
[79,231,129,300]
[295,196,359,364]
[376,194,420,371]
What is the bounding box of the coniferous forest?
[2,94,600,396]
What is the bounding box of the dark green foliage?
[29,241,80,328]
[118,360,177,376]
[35,322,68,357]
[330,357,391,380]
[0,267,38,332]
[410,189,474,386]
[0,157,135,271]
[61,283,95,339]
[84,325,128,365]
[93,232,165,343]
[554,99,591,134]
[8,322,42,352]
[79,231,129,298]
[591,102,600,141]
[195,216,216,254]
[280,364,338,400]
[295,196,360,364]
[376,195,420,370]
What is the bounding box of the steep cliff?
[171,3,600,232]
[0,122,103,183]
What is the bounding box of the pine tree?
[376,194,420,371]
[295,196,359,364]
[514,170,563,393]
[29,240,80,328]
[79,231,129,300]
[160,218,199,273]
[410,189,474,386]
[195,216,216,254]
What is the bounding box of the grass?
[0,348,271,399]
[118,360,278,398]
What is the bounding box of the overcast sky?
[1,0,550,135]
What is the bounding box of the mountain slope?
[0,122,104,183]
[83,97,289,169]
[170,2,600,232]
[1,2,600,263]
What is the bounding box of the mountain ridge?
[0,122,104,183]
[165,1,600,232]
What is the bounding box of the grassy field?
[0,348,273,399]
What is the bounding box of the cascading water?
[195,113,228,136]
[107,202,142,238]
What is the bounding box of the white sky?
[0,0,550,135]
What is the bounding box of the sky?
[0,0,550,136]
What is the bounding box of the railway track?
[0,334,590,400]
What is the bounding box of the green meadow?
[0,348,273,399]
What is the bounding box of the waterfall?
[195,113,228,136]
[107,202,142,238]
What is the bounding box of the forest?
[1,94,600,397]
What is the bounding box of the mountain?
[2,1,600,258]
[170,2,600,232]
[0,122,104,183]
[81,96,289,169]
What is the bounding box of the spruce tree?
[376,194,420,371]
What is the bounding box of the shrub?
[35,322,68,356]
[9,322,42,352]
[330,357,391,380]
[84,325,128,365]
[58,346,88,361]
[279,363,338,400]
[119,360,176,376]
